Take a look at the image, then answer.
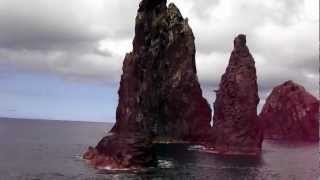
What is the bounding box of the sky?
[0,0,318,122]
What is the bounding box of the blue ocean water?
[0,118,318,180]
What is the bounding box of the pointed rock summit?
[260,81,319,142]
[84,0,211,168]
[209,34,262,155]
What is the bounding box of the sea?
[0,117,318,180]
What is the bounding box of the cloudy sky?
[0,0,318,122]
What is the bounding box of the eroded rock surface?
[84,0,211,168]
[83,133,155,169]
[209,34,263,155]
[111,0,211,141]
[260,81,319,142]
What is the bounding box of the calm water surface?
[0,118,318,180]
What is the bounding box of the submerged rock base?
[83,133,155,170]
[199,143,261,156]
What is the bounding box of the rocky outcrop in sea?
[111,0,211,142]
[208,34,263,155]
[83,0,211,169]
[83,0,319,169]
[259,81,319,142]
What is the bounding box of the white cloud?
[99,39,133,57]
[0,0,318,99]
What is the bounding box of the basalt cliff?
[259,81,319,142]
[208,34,263,155]
[83,0,211,169]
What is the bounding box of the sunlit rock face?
[209,34,263,155]
[260,81,319,142]
[84,0,211,169]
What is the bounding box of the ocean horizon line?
[0,116,115,124]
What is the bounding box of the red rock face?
[84,0,211,168]
[260,81,319,142]
[83,133,155,169]
[210,34,263,155]
[111,0,211,141]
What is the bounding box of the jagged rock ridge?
[209,34,263,155]
[259,81,319,142]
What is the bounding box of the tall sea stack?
[84,0,211,168]
[111,0,211,141]
[210,34,263,155]
[260,81,319,142]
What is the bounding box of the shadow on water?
[97,143,265,180]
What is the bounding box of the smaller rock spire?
[210,34,262,155]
